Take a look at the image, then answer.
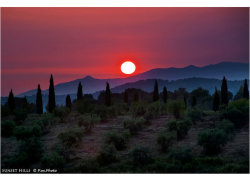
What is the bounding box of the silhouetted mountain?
[17,62,249,97]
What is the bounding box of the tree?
[8,89,15,111]
[243,79,249,99]
[124,90,128,103]
[48,74,56,113]
[191,96,197,107]
[184,96,187,109]
[134,92,139,102]
[77,82,83,100]
[105,82,111,106]
[153,80,159,102]
[221,76,228,105]
[66,95,72,111]
[36,84,43,114]
[213,88,220,112]
[163,86,168,103]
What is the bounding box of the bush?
[2,152,29,169]
[130,102,147,118]
[13,125,42,140]
[167,100,185,119]
[93,105,117,121]
[1,120,16,137]
[167,147,193,163]
[58,128,83,148]
[105,130,130,150]
[52,144,72,161]
[97,144,117,166]
[144,101,163,120]
[130,147,153,166]
[41,152,66,171]
[74,99,95,114]
[157,130,177,152]
[186,108,203,123]
[13,108,28,123]
[123,116,147,134]
[216,119,234,134]
[53,106,70,122]
[78,158,100,173]
[77,113,100,132]
[167,119,192,140]
[198,128,228,155]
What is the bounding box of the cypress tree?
[134,92,139,102]
[191,96,197,107]
[163,86,168,103]
[105,82,111,106]
[184,96,187,109]
[243,79,249,99]
[66,95,72,111]
[153,80,159,102]
[221,76,228,105]
[77,82,83,100]
[36,84,43,114]
[8,89,15,111]
[213,88,220,112]
[124,90,128,103]
[48,74,56,113]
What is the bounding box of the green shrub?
[53,106,70,122]
[198,128,228,155]
[167,119,192,140]
[58,128,83,148]
[13,125,42,140]
[186,108,203,123]
[157,130,177,152]
[78,158,100,173]
[52,144,72,161]
[77,113,100,132]
[93,105,118,121]
[74,100,95,114]
[167,100,185,119]
[105,130,130,150]
[216,119,234,134]
[130,147,153,166]
[41,152,66,171]
[97,144,117,166]
[13,108,28,123]
[1,120,16,137]
[123,116,147,134]
[2,152,29,169]
[167,147,193,163]
[144,101,163,120]
[130,102,147,118]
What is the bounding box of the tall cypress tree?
[48,74,56,113]
[124,90,128,103]
[163,86,168,103]
[221,76,228,105]
[191,96,197,107]
[36,84,43,114]
[243,79,249,99]
[184,96,187,109]
[105,82,111,106]
[66,95,72,111]
[134,92,139,102]
[213,88,220,112]
[153,80,159,102]
[8,89,15,111]
[77,82,83,100]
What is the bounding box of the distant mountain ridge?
[17,61,249,97]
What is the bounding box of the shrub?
[167,100,185,119]
[105,130,130,150]
[167,147,193,163]
[130,147,153,166]
[144,101,163,120]
[97,144,117,166]
[41,152,66,171]
[77,113,100,132]
[52,144,72,161]
[167,119,192,140]
[216,119,234,134]
[53,106,70,122]
[157,130,177,152]
[198,128,228,155]
[123,117,147,134]
[93,105,118,121]
[13,108,28,123]
[186,108,203,123]
[58,128,83,148]
[78,158,100,173]
[2,152,29,169]
[74,99,95,114]
[13,125,42,140]
[1,120,16,137]
[130,102,147,118]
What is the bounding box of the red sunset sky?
[1,8,249,96]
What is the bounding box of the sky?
[1,7,249,96]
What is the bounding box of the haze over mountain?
[17,62,249,97]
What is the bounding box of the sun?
[121,61,136,74]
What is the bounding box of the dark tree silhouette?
[48,74,56,113]
[124,90,128,103]
[105,82,111,106]
[213,88,220,112]
[7,89,15,111]
[221,76,228,105]
[36,84,43,114]
[163,86,168,103]
[134,92,139,102]
[66,95,72,111]
[153,80,159,102]
[77,82,83,100]
[243,79,249,99]
[191,96,197,107]
[184,95,187,109]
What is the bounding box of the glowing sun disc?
[121,61,136,74]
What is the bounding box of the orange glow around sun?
[121,61,136,74]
